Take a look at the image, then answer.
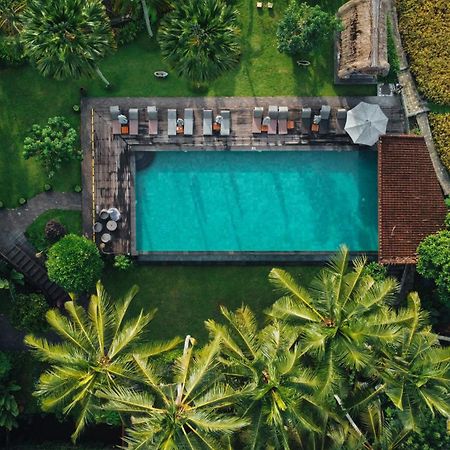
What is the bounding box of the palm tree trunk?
[141,0,153,38]
[95,66,110,86]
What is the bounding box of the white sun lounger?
[110,105,121,135]
[184,108,194,136]
[252,107,263,133]
[203,109,213,136]
[147,106,158,135]
[278,106,288,135]
[128,108,139,136]
[168,109,177,136]
[268,105,278,135]
[220,110,230,136]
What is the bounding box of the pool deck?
[80,96,405,259]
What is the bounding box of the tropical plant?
[25,281,181,441]
[23,116,80,178]
[267,246,401,397]
[101,335,248,449]
[113,254,133,271]
[158,0,240,85]
[277,2,341,56]
[429,114,450,172]
[0,35,26,66]
[206,306,330,449]
[46,234,104,294]
[397,0,450,104]
[0,0,26,35]
[363,261,388,282]
[20,0,114,85]
[0,379,20,431]
[416,230,450,307]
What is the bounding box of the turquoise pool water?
[135,151,378,252]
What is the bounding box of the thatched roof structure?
[337,0,389,79]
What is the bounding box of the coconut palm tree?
[375,293,450,427]
[267,246,404,397]
[101,336,249,449]
[158,0,241,85]
[206,306,331,449]
[25,281,181,441]
[0,0,26,35]
[20,0,114,84]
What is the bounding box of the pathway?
[387,0,450,195]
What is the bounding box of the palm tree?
[158,0,241,85]
[267,246,403,397]
[101,336,249,449]
[206,305,330,449]
[0,0,26,35]
[25,281,181,441]
[20,0,114,85]
[375,293,450,427]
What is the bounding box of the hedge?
[429,113,450,171]
[397,0,450,105]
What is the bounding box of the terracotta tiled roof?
[378,135,447,264]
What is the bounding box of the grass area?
[25,209,82,252]
[102,264,321,342]
[0,0,374,207]
[428,103,450,114]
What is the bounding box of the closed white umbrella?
[344,102,388,146]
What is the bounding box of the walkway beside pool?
[80,96,405,259]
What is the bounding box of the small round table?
[106,220,117,231]
[101,233,111,243]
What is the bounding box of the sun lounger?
[278,106,288,135]
[300,107,311,135]
[147,106,158,135]
[128,108,139,136]
[252,107,263,134]
[203,110,213,136]
[184,108,194,136]
[110,105,121,135]
[336,108,347,135]
[168,109,177,136]
[319,105,331,135]
[220,110,230,136]
[268,105,278,135]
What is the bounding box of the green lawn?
[25,209,82,252]
[0,0,374,207]
[102,264,321,342]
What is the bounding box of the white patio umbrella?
[344,102,388,146]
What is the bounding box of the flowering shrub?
[397,0,450,105]
[429,113,450,171]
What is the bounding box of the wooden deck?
[80,96,405,257]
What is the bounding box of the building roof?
[378,135,447,264]
[337,0,389,79]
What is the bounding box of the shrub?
[363,261,388,282]
[429,113,450,172]
[113,254,133,271]
[74,184,82,193]
[0,35,26,66]
[0,201,3,208]
[114,20,144,46]
[380,19,400,83]
[0,352,11,380]
[397,0,450,104]
[18,197,27,205]
[416,230,450,307]
[44,220,67,244]
[277,2,341,55]
[46,234,104,293]
[10,293,49,333]
[23,116,80,178]
[43,183,52,191]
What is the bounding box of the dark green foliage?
[45,220,67,244]
[115,20,144,46]
[46,234,104,293]
[0,352,11,380]
[26,209,82,253]
[277,1,341,56]
[416,230,450,306]
[0,351,20,432]
[20,0,114,81]
[10,293,49,333]
[158,0,241,84]
[380,19,400,83]
[23,116,80,178]
[445,211,450,229]
[363,261,388,282]
[113,254,133,271]
[0,35,26,66]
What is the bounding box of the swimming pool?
[135,151,377,252]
